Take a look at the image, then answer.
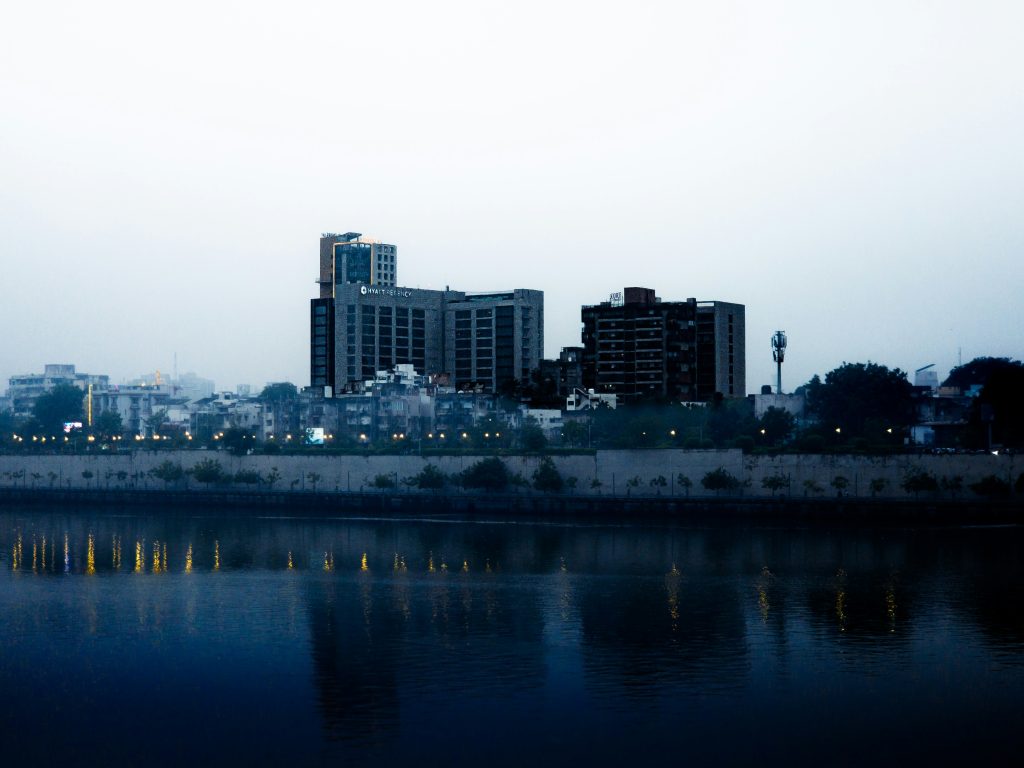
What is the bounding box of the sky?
[2,0,1023,394]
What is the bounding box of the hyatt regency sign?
[361,285,413,298]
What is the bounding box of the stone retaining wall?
[0,450,1019,499]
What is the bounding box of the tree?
[969,363,1024,448]
[940,475,963,499]
[265,468,281,490]
[522,368,561,409]
[0,409,15,437]
[869,478,888,497]
[372,473,397,490]
[460,458,510,492]
[532,457,564,493]
[81,470,93,487]
[259,382,298,403]
[804,363,915,442]
[701,468,741,495]
[649,475,668,494]
[707,398,758,448]
[677,474,693,497]
[190,458,225,485]
[901,470,939,497]
[802,479,824,496]
[234,469,262,486]
[968,475,1011,498]
[758,407,796,447]
[561,420,588,448]
[830,476,849,497]
[407,464,446,490]
[145,408,169,435]
[221,427,255,456]
[306,472,322,492]
[33,384,84,435]
[762,475,789,496]
[150,460,185,488]
[93,410,123,439]
[943,357,1022,390]
[519,419,547,452]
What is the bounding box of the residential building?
[581,288,745,402]
[91,383,175,436]
[695,301,746,399]
[5,364,110,419]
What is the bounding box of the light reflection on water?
[1,508,1023,765]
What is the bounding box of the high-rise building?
[581,288,745,402]
[318,232,398,293]
[695,301,746,399]
[312,232,398,391]
[445,290,544,392]
[311,232,543,395]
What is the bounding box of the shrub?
[762,475,789,496]
[372,473,397,490]
[190,459,224,485]
[677,474,693,496]
[532,457,564,493]
[968,475,1011,498]
[460,458,510,492]
[901,470,939,497]
[408,464,446,490]
[940,475,963,498]
[831,476,849,496]
[234,469,262,485]
[150,460,185,487]
[803,479,824,496]
[702,468,741,494]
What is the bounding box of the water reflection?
[0,510,1023,764]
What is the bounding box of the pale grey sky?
[2,0,1022,394]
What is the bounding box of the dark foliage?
[968,475,1011,498]
[32,384,85,435]
[460,457,511,491]
[804,363,915,441]
[532,457,564,493]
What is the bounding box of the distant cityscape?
[0,230,1019,452]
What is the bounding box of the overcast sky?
[2,0,1022,394]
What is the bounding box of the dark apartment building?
[581,287,745,402]
[445,290,544,392]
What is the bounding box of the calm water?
[1,507,1022,766]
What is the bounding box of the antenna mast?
[771,331,787,394]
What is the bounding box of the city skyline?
[3,1,1023,393]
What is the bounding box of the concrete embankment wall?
[0,450,1020,499]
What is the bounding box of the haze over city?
[2,0,1023,392]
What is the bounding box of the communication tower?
[771,331,787,394]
